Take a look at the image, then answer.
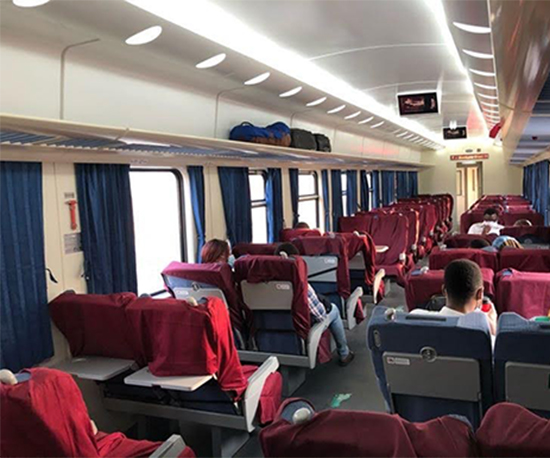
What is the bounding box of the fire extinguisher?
[66,199,78,230]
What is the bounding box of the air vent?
[465,148,474,153]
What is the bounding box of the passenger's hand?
[481,225,491,235]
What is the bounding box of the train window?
[367,172,373,211]
[298,171,320,228]
[341,172,348,216]
[130,169,185,295]
[249,170,268,243]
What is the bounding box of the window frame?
[298,170,320,228]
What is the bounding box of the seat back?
[280,228,321,242]
[49,292,138,361]
[499,248,550,272]
[367,213,410,265]
[495,270,550,318]
[443,234,495,248]
[234,256,310,355]
[233,243,280,258]
[338,215,371,233]
[429,247,499,271]
[494,313,550,417]
[367,306,493,428]
[501,226,550,244]
[501,211,544,226]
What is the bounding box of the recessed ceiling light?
[469,69,496,77]
[463,49,494,59]
[452,22,491,34]
[344,111,362,120]
[474,82,497,90]
[279,86,303,98]
[196,53,226,69]
[12,0,49,6]
[484,108,499,114]
[450,120,458,130]
[392,129,402,134]
[396,131,409,138]
[125,26,163,45]
[404,134,415,140]
[370,121,384,129]
[480,101,499,108]
[478,92,498,100]
[306,96,327,107]
[358,116,374,125]
[327,104,346,114]
[244,72,270,85]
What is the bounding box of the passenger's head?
[274,242,299,257]
[294,222,310,229]
[483,208,499,222]
[443,260,483,312]
[514,219,532,227]
[493,236,523,251]
[470,238,491,249]
[201,239,231,264]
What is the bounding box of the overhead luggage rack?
[0,114,431,169]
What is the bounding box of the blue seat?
[494,313,550,418]
[367,306,493,428]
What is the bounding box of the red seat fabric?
[49,292,139,361]
[444,234,496,248]
[499,248,550,272]
[501,212,544,226]
[406,268,495,310]
[333,232,377,286]
[233,243,280,258]
[495,269,550,318]
[242,366,283,425]
[500,226,550,243]
[161,261,250,333]
[126,296,249,397]
[280,228,322,242]
[260,399,477,457]
[429,247,499,271]
[0,368,164,458]
[338,215,370,233]
[476,403,550,457]
[234,255,311,341]
[460,211,490,233]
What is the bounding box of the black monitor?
[443,127,467,140]
[398,93,438,115]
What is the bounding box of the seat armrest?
[345,287,364,330]
[149,435,187,458]
[373,269,385,305]
[242,356,279,432]
[307,317,331,370]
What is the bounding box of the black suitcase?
[290,128,317,150]
[314,133,332,152]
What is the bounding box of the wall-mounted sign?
[450,153,489,161]
[64,232,82,254]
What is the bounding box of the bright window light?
[327,104,346,114]
[478,92,498,100]
[370,121,384,129]
[463,49,494,59]
[474,82,497,90]
[125,25,163,45]
[452,22,491,34]
[344,111,361,120]
[396,131,409,138]
[306,96,327,107]
[13,0,49,6]
[244,72,270,85]
[480,101,499,108]
[196,52,226,69]
[469,69,496,77]
[358,116,374,125]
[127,0,443,146]
[279,86,303,98]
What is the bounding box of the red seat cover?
[406,268,495,310]
[500,226,550,243]
[126,296,248,397]
[333,232,377,286]
[444,234,496,248]
[95,432,162,458]
[429,247,499,271]
[501,212,544,226]
[234,255,311,341]
[495,269,550,318]
[499,248,550,272]
[476,403,550,457]
[338,215,370,233]
[280,228,322,242]
[49,292,138,361]
[260,399,477,457]
[233,243,280,258]
[242,366,283,425]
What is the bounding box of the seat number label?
[386,357,410,366]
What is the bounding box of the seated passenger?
[201,239,232,263]
[412,259,497,337]
[274,242,355,366]
[469,238,497,252]
[513,218,532,227]
[492,235,523,251]
[295,221,311,229]
[468,208,503,236]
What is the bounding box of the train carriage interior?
[1,0,550,457]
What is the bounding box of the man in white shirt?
[468,208,504,236]
[411,259,497,337]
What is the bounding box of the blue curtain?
[360,170,370,211]
[1,162,53,371]
[346,170,358,216]
[372,170,381,208]
[408,171,419,197]
[396,171,409,199]
[533,161,549,224]
[331,169,343,230]
[218,167,252,245]
[188,166,206,263]
[76,164,137,294]
[381,171,396,206]
[322,170,331,230]
[266,168,284,242]
[289,168,299,228]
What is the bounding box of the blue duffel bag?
[229,122,291,147]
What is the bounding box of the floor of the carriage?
[233,282,408,458]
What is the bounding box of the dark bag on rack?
[229,122,291,146]
[314,133,332,152]
[290,128,317,150]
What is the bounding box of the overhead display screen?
[398,93,438,115]
[443,126,468,140]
